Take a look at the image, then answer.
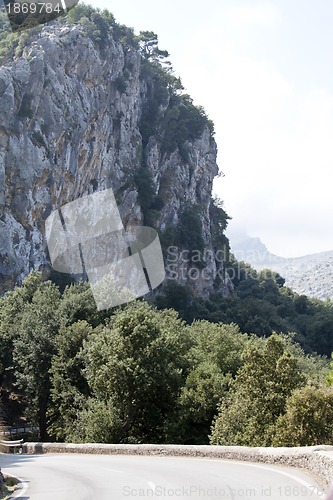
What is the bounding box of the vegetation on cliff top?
[0,4,214,144]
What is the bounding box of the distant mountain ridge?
[229,235,333,301]
[230,236,285,267]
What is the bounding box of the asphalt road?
[0,453,326,500]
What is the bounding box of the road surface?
[0,453,326,499]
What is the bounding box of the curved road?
[0,453,326,499]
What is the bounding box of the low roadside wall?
[22,443,333,488]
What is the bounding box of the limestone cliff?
[0,14,231,297]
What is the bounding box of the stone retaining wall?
[22,443,333,488]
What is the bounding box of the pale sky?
[83,0,333,258]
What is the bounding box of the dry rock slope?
[0,20,229,297]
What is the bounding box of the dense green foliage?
[0,4,138,62]
[139,72,214,158]
[210,197,231,251]
[0,272,331,447]
[68,303,190,443]
[210,335,305,446]
[170,321,247,443]
[273,385,333,446]
[66,4,134,52]
[135,28,214,158]
[156,260,333,357]
[177,204,205,255]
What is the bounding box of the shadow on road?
[0,453,37,469]
[1,451,39,487]
[0,455,33,499]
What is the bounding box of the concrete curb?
[2,472,29,499]
[22,443,333,487]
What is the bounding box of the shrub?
[273,385,333,446]
[177,204,205,254]
[210,335,305,446]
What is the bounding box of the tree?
[12,281,61,440]
[0,272,43,422]
[259,269,285,289]
[210,334,305,446]
[72,301,190,443]
[273,385,333,446]
[65,5,117,50]
[209,197,231,251]
[58,282,106,328]
[307,311,333,356]
[137,31,170,66]
[187,321,248,376]
[69,399,123,443]
[174,363,231,444]
[155,282,193,322]
[177,204,205,254]
[166,321,248,443]
[48,321,93,441]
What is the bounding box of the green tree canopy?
[48,320,93,441]
[273,385,333,446]
[210,334,305,446]
[69,301,190,443]
[137,31,170,66]
[12,280,61,440]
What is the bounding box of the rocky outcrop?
[0,20,230,297]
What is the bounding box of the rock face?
[0,21,230,297]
